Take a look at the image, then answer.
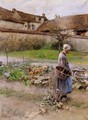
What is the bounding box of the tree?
[51,27,67,53]
[42,19,68,53]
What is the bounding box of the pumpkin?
[29,71,34,75]
[35,69,41,74]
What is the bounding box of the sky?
[0,0,88,19]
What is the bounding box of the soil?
[0,56,88,120]
[0,56,23,64]
[0,77,88,120]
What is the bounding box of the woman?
[56,44,72,101]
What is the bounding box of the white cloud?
[0,0,88,19]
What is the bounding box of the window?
[24,22,29,30]
[25,24,27,28]
[75,30,87,36]
[32,24,35,30]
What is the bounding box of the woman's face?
[65,49,70,54]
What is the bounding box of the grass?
[8,49,59,60]
[68,99,88,109]
[67,51,88,64]
[0,88,44,101]
[0,49,88,64]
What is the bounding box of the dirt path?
[0,91,88,120]
[0,77,88,120]
[0,55,23,64]
[0,77,47,95]
[0,55,88,70]
[0,55,88,120]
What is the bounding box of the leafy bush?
[9,69,25,81]
[51,41,63,50]
[0,66,5,75]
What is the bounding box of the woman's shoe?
[59,95,68,102]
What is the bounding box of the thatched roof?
[37,14,88,32]
[0,7,48,23]
[0,7,12,21]
[16,10,48,23]
[37,20,55,32]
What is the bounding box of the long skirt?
[57,77,72,94]
[51,70,72,96]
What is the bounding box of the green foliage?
[51,41,63,50]
[0,66,5,75]
[7,49,88,64]
[9,69,25,81]
[8,49,59,60]
[21,75,31,86]
[23,80,31,86]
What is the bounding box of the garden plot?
[0,62,88,90]
[0,62,53,87]
[0,62,88,120]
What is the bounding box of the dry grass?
[0,88,44,101]
[0,37,45,51]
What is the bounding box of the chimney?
[42,13,45,17]
[35,16,39,22]
[55,14,60,19]
[55,14,58,18]
[12,8,16,12]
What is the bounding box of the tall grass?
[0,37,46,51]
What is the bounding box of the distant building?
[37,14,88,52]
[37,14,88,36]
[0,7,48,31]
[0,7,88,52]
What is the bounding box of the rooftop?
[0,7,48,23]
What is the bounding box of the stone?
[74,82,83,89]
[42,76,50,81]
[39,104,47,114]
[63,106,71,110]
[4,72,10,78]
[57,102,64,109]
[42,81,49,85]
[34,79,42,85]
[24,111,40,119]
[85,81,88,86]
[42,66,48,70]
[0,102,2,118]
[86,87,88,91]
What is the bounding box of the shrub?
[0,66,5,75]
[0,36,45,51]
[9,69,25,81]
[50,41,63,50]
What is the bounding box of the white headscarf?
[63,44,71,51]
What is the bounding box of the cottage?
[37,14,88,36]
[0,7,48,31]
[37,14,88,52]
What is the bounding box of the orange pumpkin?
[29,71,34,75]
[35,69,41,74]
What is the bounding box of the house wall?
[85,31,88,36]
[61,30,76,36]
[0,32,88,52]
[0,20,23,30]
[29,22,42,31]
[0,32,57,43]
[65,37,88,52]
[0,20,42,31]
